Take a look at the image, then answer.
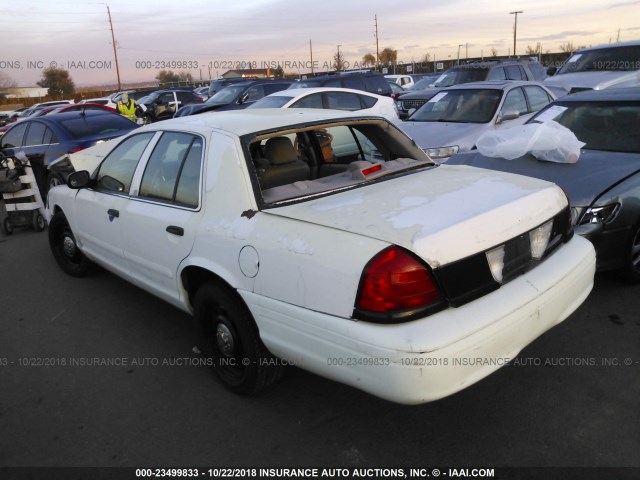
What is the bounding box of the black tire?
[2,218,13,235]
[620,223,640,283]
[48,212,93,277]
[47,172,64,191]
[194,282,285,395]
[32,211,46,231]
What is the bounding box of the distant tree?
[423,53,432,63]
[362,53,376,66]
[273,66,284,78]
[525,45,538,55]
[380,47,398,66]
[155,70,181,83]
[333,50,346,71]
[36,67,75,97]
[559,42,575,53]
[490,48,498,57]
[177,71,192,82]
[0,71,17,89]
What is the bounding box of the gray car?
[447,87,640,281]
[398,81,555,160]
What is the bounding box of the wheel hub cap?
[215,323,236,357]
[62,235,76,258]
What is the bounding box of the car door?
[73,132,157,277]
[119,131,205,304]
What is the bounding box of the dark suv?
[207,77,258,97]
[289,71,392,97]
[136,89,206,123]
[396,59,547,118]
[175,80,293,117]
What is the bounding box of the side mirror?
[497,110,520,124]
[67,170,92,189]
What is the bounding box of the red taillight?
[68,146,87,154]
[356,246,443,317]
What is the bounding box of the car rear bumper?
[242,235,595,405]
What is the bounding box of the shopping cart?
[0,151,47,235]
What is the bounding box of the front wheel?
[48,212,93,277]
[620,223,640,283]
[194,282,285,395]
[32,211,46,231]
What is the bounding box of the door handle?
[107,209,119,218]
[166,226,184,236]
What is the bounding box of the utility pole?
[375,14,380,69]
[510,10,523,57]
[310,39,314,75]
[337,45,342,71]
[106,5,122,91]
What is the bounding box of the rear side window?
[139,132,203,207]
[487,67,507,80]
[364,76,392,95]
[1,122,28,148]
[264,83,290,95]
[359,95,377,108]
[342,77,366,90]
[96,132,155,193]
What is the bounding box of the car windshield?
[556,45,640,74]
[206,85,246,104]
[57,113,136,139]
[248,96,293,109]
[530,101,640,153]
[408,89,502,123]
[246,120,434,205]
[413,77,436,90]
[433,67,489,87]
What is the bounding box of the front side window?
[501,88,528,115]
[524,86,552,112]
[24,122,47,146]
[139,132,203,207]
[96,132,155,193]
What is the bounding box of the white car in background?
[247,87,399,121]
[399,81,556,160]
[47,109,595,404]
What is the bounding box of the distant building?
[0,87,49,98]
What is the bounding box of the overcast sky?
[1,0,639,87]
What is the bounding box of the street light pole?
[457,44,463,65]
[510,10,523,57]
[337,44,342,71]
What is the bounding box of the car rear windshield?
[289,80,322,89]
[433,67,490,87]
[557,45,640,74]
[532,101,640,152]
[58,113,135,139]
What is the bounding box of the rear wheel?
[32,211,46,231]
[2,218,13,235]
[194,282,285,395]
[48,212,93,277]
[620,223,640,283]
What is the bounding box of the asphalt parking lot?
[1,227,639,475]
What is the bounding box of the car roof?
[32,109,127,124]
[264,87,383,98]
[440,80,542,90]
[137,108,375,137]
[575,40,640,52]
[556,86,640,102]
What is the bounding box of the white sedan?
[399,80,556,160]
[47,109,595,404]
[247,87,399,121]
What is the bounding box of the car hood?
[265,164,566,268]
[544,70,640,91]
[447,150,640,207]
[64,138,119,174]
[399,121,487,150]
